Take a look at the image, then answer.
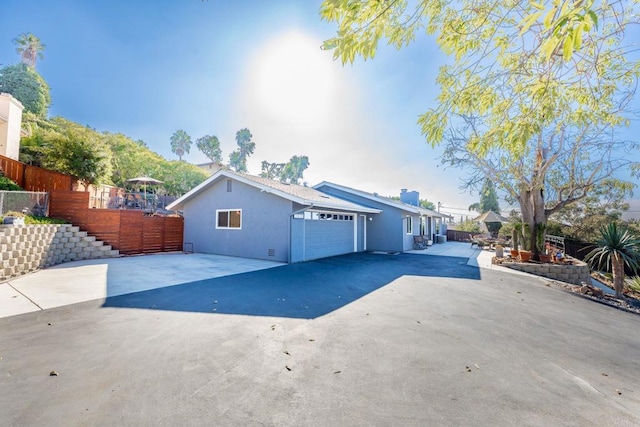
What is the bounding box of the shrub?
[0,212,68,224]
[0,174,22,191]
[24,215,68,225]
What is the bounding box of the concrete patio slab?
[0,282,40,318]
[2,253,284,317]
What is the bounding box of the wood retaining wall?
[49,190,183,255]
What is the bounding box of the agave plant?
[584,223,640,299]
[625,276,640,295]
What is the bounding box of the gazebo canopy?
[473,210,508,223]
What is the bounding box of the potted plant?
[519,250,532,262]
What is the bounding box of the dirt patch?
[545,279,640,315]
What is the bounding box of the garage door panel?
[304,220,353,260]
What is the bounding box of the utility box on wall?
[0,93,24,161]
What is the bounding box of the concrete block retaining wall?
[0,224,119,282]
[505,259,591,285]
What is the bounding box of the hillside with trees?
[19,113,209,196]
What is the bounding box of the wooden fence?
[49,190,183,255]
[447,229,475,242]
[0,154,74,192]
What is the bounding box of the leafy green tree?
[441,115,637,257]
[457,219,481,234]
[160,161,209,196]
[103,132,165,187]
[585,223,640,299]
[420,199,436,210]
[552,180,632,242]
[0,63,51,116]
[229,128,255,172]
[170,129,192,161]
[13,33,45,68]
[281,155,310,184]
[40,120,112,185]
[321,1,640,259]
[260,155,310,183]
[260,161,285,180]
[196,134,222,163]
[479,179,500,214]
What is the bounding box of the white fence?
[0,191,48,216]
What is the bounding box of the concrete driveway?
[0,253,284,318]
[1,250,639,426]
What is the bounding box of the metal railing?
[105,192,177,213]
[0,191,49,216]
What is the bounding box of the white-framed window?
[406,216,413,234]
[216,209,242,229]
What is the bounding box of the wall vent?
[226,179,232,192]
[268,249,275,257]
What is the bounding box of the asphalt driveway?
[1,252,639,426]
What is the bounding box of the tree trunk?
[518,187,547,260]
[612,253,625,299]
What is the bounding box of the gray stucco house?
[313,182,446,253]
[166,170,380,263]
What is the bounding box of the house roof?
[313,181,445,218]
[166,170,381,214]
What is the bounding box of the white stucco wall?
[0,93,24,160]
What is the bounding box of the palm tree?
[170,130,192,161]
[13,33,45,68]
[584,222,640,299]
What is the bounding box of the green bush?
[0,212,68,225]
[0,174,23,191]
[24,215,68,225]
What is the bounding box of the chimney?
[400,189,420,206]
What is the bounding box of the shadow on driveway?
[103,252,481,319]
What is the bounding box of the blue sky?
[1,1,638,219]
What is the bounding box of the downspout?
[290,204,314,263]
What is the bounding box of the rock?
[579,284,604,298]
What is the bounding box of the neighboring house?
[0,93,26,161]
[314,182,446,253]
[196,161,226,176]
[166,170,380,263]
